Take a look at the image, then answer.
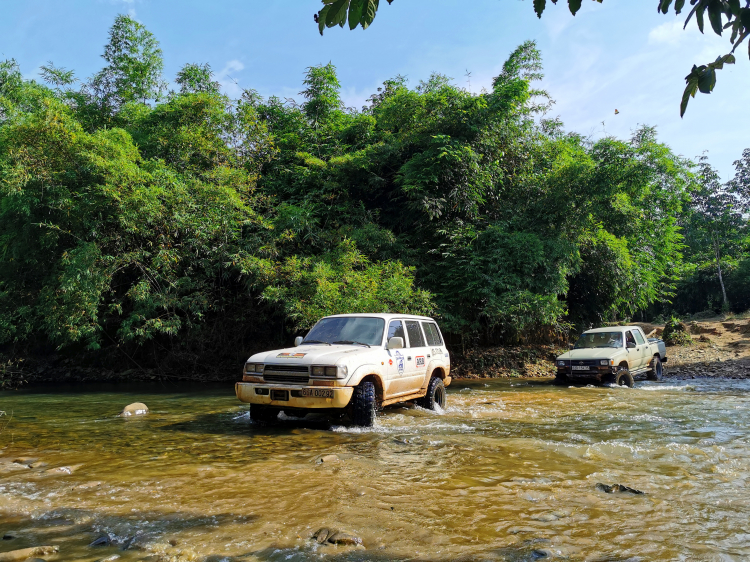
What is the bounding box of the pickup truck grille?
[569,360,600,366]
[262,364,309,385]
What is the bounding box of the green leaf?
[707,0,724,35]
[326,0,348,27]
[696,5,706,33]
[568,0,582,15]
[675,0,686,14]
[348,0,365,29]
[361,0,378,29]
[680,76,698,117]
[697,67,716,93]
[728,0,740,16]
[741,8,750,29]
[318,5,330,35]
[534,0,547,18]
[659,0,673,15]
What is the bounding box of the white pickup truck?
[235,313,452,426]
[555,325,668,387]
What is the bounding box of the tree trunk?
[714,239,728,308]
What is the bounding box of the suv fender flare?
[346,365,385,392]
[420,363,448,392]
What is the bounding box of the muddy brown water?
[1,379,750,561]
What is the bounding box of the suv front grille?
[570,360,600,366]
[262,364,309,385]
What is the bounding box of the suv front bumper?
[558,366,615,381]
[235,382,354,409]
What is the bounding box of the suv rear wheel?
[418,377,447,410]
[351,381,376,427]
[646,356,663,381]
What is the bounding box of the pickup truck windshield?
[303,317,385,347]
[574,331,623,349]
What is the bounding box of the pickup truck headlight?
[557,360,566,367]
[244,363,264,374]
[599,360,608,366]
[311,365,348,379]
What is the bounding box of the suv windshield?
[574,331,623,349]
[303,317,385,347]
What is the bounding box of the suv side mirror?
[294,336,304,347]
[387,337,404,350]
[627,341,636,349]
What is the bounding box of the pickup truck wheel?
[351,381,376,427]
[249,404,279,424]
[613,369,634,388]
[418,377,447,410]
[646,356,663,381]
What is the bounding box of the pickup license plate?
[300,388,333,398]
[571,366,590,371]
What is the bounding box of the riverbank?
[3,317,749,389]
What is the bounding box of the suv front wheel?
[351,381,376,427]
[605,368,634,388]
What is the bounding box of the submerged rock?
[596,483,644,495]
[120,402,149,417]
[311,528,363,546]
[89,535,112,547]
[0,546,58,562]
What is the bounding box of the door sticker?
[415,356,426,367]
[395,351,404,374]
[431,348,443,357]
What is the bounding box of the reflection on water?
[2,378,750,561]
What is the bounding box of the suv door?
[403,320,430,393]
[385,320,410,396]
[632,328,650,371]
[625,330,645,370]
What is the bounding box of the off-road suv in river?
[235,314,451,426]
[555,326,668,387]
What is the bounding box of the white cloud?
[217,60,245,98]
[648,20,689,45]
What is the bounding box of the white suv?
[235,314,451,426]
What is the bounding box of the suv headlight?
[311,365,348,379]
[599,360,608,366]
[244,363,264,374]
[557,360,566,367]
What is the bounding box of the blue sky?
[2,0,748,180]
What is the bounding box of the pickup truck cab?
[235,313,451,426]
[555,326,667,387]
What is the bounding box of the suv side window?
[405,321,426,348]
[633,329,646,345]
[387,320,405,344]
[625,331,636,347]
[421,322,443,346]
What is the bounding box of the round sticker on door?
[389,359,393,365]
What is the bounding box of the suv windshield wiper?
[301,339,331,345]
[332,340,371,348]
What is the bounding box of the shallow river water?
[2,379,750,562]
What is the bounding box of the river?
[1,378,749,561]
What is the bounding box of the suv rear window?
[421,322,443,346]
[405,321,426,347]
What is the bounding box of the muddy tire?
[610,368,634,388]
[418,377,447,410]
[553,375,568,386]
[646,356,663,381]
[249,404,279,424]
[351,381,376,427]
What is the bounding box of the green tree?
[86,14,167,112]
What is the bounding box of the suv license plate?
[300,388,333,398]
[571,366,590,371]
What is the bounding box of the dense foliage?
[0,16,748,376]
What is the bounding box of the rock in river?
[0,546,58,562]
[120,402,149,417]
[311,528,363,546]
[596,483,644,495]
